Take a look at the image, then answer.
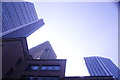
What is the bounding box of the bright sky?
[27,2,118,76]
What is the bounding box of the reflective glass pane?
[47,66,54,70]
[31,66,39,70]
[41,66,47,70]
[54,66,60,70]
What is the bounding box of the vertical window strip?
[15,2,26,25]
[23,2,31,22]
[3,3,15,30]
[19,2,27,24]
[12,2,22,25]
[27,3,34,21]
[98,57,113,76]
[31,4,38,20]
[94,57,105,76]
[2,15,7,32]
[5,2,20,28]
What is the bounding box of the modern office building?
[29,41,57,59]
[2,37,66,80]
[84,56,120,80]
[1,2,44,38]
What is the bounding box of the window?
[37,77,59,80]
[30,66,39,70]
[25,65,39,71]
[54,66,60,70]
[41,66,60,71]
[41,66,47,70]
[45,49,50,52]
[47,66,54,70]
[20,75,35,80]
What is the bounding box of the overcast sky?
[27,2,118,76]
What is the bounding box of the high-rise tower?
[84,56,120,80]
[1,2,44,38]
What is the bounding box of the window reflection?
[41,66,60,71]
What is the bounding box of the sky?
[27,2,118,76]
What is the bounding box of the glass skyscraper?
[1,2,44,38]
[84,56,120,80]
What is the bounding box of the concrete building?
[2,37,30,78]
[84,56,120,80]
[2,37,66,80]
[29,41,57,59]
[19,59,66,79]
[1,2,44,38]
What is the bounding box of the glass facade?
[2,2,38,32]
[84,57,120,80]
[2,2,44,38]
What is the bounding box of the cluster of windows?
[29,77,59,80]
[25,65,39,71]
[25,65,60,71]
[21,76,59,80]
[41,66,60,71]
